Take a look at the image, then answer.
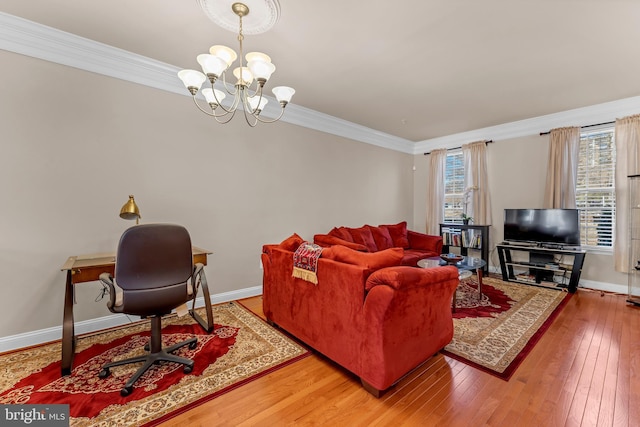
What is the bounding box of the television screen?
[504,209,580,246]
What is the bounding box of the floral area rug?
[443,276,571,380]
[0,301,309,426]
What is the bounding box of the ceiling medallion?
[196,0,281,35]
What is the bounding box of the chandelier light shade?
[178,1,295,126]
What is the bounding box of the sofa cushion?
[401,249,436,267]
[348,226,378,252]
[279,233,304,252]
[380,221,410,249]
[329,227,354,242]
[323,245,403,270]
[314,234,368,252]
[368,225,394,250]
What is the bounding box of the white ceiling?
[3,0,640,143]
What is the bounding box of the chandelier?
[177,1,295,126]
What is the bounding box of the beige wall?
[413,135,627,289]
[0,51,414,337]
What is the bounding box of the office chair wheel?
[98,368,111,379]
[120,386,132,397]
[144,342,150,351]
[189,341,197,350]
[183,365,193,374]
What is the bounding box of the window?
[443,151,464,223]
[576,128,616,248]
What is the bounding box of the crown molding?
[3,12,639,156]
[413,96,640,155]
[0,12,414,154]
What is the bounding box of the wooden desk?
[60,247,212,376]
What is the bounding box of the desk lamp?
[119,195,141,225]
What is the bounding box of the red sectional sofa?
[261,225,459,396]
[313,221,443,266]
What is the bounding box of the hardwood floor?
[160,289,639,426]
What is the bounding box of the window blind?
[576,129,616,248]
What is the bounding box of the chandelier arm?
[213,108,238,124]
[243,78,262,97]
[205,80,244,115]
[209,82,227,110]
[252,107,287,124]
[208,92,236,115]
[220,72,238,96]
[191,96,218,117]
[192,95,239,119]
[241,106,259,127]
[240,87,262,116]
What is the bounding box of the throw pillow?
[323,245,403,270]
[279,233,304,252]
[368,225,394,250]
[347,226,378,252]
[329,227,354,242]
[380,221,410,248]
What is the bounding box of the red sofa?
[313,221,443,266]
[261,231,459,396]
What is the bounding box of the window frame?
[443,150,465,224]
[575,125,616,252]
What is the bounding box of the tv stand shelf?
[497,243,586,293]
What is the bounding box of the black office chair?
[98,223,199,397]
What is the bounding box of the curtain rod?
[423,140,493,155]
[539,121,615,136]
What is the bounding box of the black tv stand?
[497,243,586,293]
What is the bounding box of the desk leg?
[189,268,214,333]
[61,271,75,376]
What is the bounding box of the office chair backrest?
[115,223,193,315]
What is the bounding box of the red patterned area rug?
[0,301,309,426]
[443,276,571,380]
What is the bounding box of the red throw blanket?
[292,242,323,284]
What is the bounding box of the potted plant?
[462,185,478,225]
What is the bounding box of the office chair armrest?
[99,272,117,311]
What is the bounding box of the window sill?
[582,246,613,256]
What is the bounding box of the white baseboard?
[0,286,262,353]
[577,279,627,295]
[489,265,627,295]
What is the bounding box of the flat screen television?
[503,208,581,246]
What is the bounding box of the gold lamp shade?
[119,195,141,224]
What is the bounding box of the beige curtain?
[614,114,640,272]
[462,141,492,225]
[544,127,581,208]
[425,149,447,235]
